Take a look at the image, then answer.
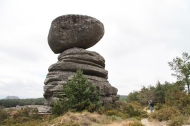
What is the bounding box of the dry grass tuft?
[42,111,120,126]
[47,112,143,126]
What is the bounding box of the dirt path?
[100,119,167,126]
[100,120,144,126]
[104,108,168,126]
[141,118,167,126]
[141,108,167,126]
[103,121,128,126]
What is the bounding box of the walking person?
[148,100,154,113]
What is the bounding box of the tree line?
[126,81,185,104]
[126,52,190,106]
[0,98,45,108]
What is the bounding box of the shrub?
[13,108,30,119]
[182,105,190,116]
[98,101,147,119]
[29,109,40,120]
[154,103,163,110]
[104,109,125,118]
[52,101,65,115]
[151,106,181,121]
[168,115,187,126]
[125,121,144,126]
[0,106,9,123]
[52,70,101,115]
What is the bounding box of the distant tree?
[168,52,190,93]
[52,70,101,115]
[137,86,155,105]
[165,81,186,106]
[126,91,139,103]
[126,85,156,105]
[154,81,170,104]
[0,98,45,108]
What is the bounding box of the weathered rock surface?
[48,15,104,54]
[48,62,108,78]
[44,71,119,106]
[58,48,105,67]
[44,15,119,106]
[48,48,108,78]
[37,106,51,114]
[44,48,119,105]
[44,71,117,95]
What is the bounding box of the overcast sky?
[0,0,190,99]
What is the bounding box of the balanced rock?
[48,15,104,54]
[44,15,119,106]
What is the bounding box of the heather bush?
[126,121,144,126]
[168,115,187,126]
[150,106,181,121]
[182,105,190,116]
[99,101,147,119]
[154,103,163,110]
[0,106,9,124]
[124,118,144,126]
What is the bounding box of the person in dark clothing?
[148,100,154,113]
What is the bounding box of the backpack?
[150,102,154,107]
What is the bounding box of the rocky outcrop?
[44,48,119,105]
[44,70,119,105]
[48,15,104,54]
[37,106,51,114]
[44,14,119,106]
[48,48,108,79]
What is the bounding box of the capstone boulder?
[48,15,104,54]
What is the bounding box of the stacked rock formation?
[44,15,119,106]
